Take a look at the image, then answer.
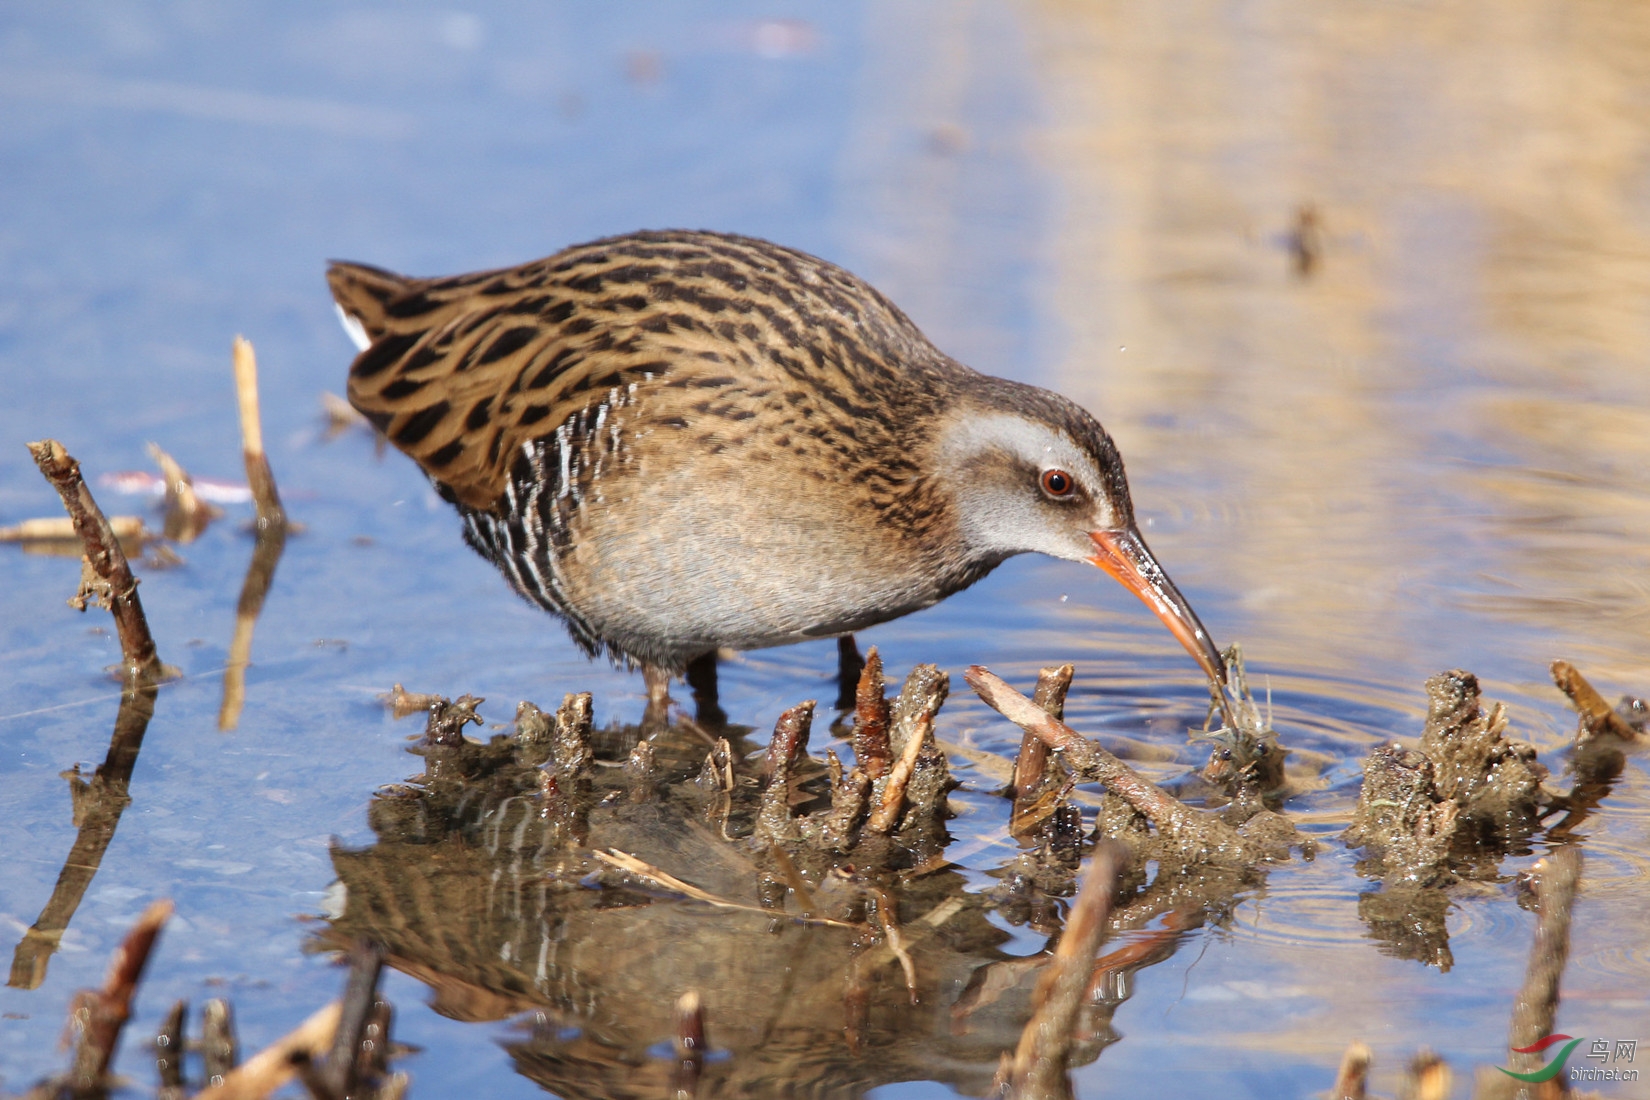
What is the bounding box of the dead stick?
[26,439,162,680]
[68,898,174,1088]
[1551,660,1639,745]
[1005,844,1124,1099]
[968,666,1188,833]
[1507,846,1582,1081]
[195,1002,342,1100]
[1011,664,1074,836]
[233,336,285,531]
[865,706,933,835]
[853,647,892,780]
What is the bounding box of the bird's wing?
[328,231,932,510]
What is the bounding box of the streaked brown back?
[330,230,932,511]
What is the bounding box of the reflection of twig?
[63,899,174,1091]
[218,522,287,731]
[673,989,706,1099]
[195,1002,342,1099]
[26,438,164,680]
[9,677,159,989]
[233,336,285,531]
[220,338,290,732]
[872,888,917,1004]
[1002,844,1125,1100]
[1505,847,1582,1086]
[594,849,857,928]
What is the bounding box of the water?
[3,3,1649,1097]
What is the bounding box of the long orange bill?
[1087,527,1227,689]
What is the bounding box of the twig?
[872,888,918,1004]
[594,850,857,928]
[65,899,174,1089]
[148,442,222,543]
[933,738,1107,811]
[865,705,933,835]
[382,684,446,721]
[1550,660,1640,745]
[1012,665,1074,836]
[0,515,149,543]
[967,666,1219,841]
[756,701,816,844]
[853,647,892,780]
[26,439,163,680]
[1001,844,1125,1099]
[767,845,818,918]
[232,336,285,531]
[195,1002,342,1100]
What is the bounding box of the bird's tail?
[326,260,413,349]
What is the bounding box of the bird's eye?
[1040,468,1075,498]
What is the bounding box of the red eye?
[1040,468,1074,497]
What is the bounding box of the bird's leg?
[685,651,725,729]
[835,635,865,711]
[642,663,672,730]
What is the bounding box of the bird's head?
[935,379,1226,688]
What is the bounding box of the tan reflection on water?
[1007,2,1650,1087]
[1025,0,1650,691]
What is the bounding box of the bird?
[328,229,1225,711]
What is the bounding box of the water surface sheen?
[2,4,1648,1098]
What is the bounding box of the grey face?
[936,411,1129,563]
[935,406,1228,693]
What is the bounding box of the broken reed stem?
[1004,844,1125,1100]
[967,666,1187,833]
[853,647,892,780]
[26,439,163,681]
[232,335,285,531]
[0,515,149,543]
[148,442,221,543]
[1550,660,1640,745]
[1507,846,1583,1079]
[195,1002,342,1100]
[1012,664,1074,836]
[865,705,933,835]
[67,899,174,1089]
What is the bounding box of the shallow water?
[3,3,1649,1098]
